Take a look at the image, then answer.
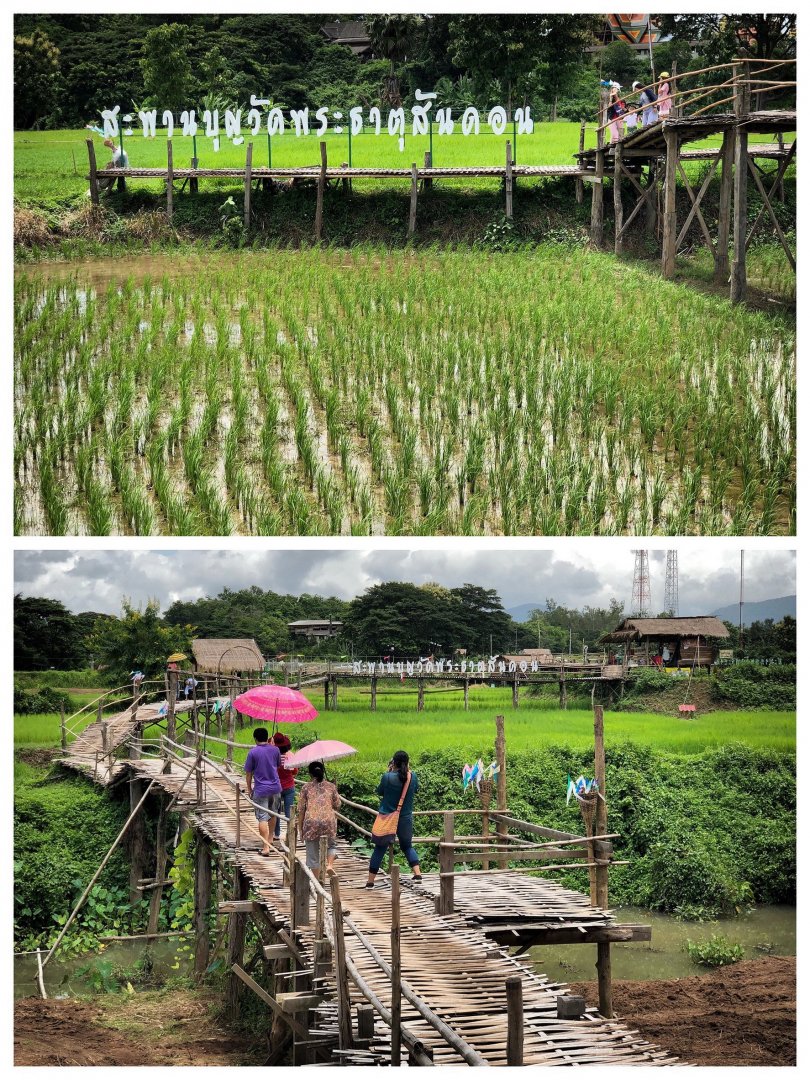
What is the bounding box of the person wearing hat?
[626,82,642,132]
[657,72,672,117]
[272,731,298,839]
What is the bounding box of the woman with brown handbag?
[365,750,422,888]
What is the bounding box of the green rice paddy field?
[15,246,795,536]
[15,686,795,763]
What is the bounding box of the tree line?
[14,13,795,131]
[14,587,796,687]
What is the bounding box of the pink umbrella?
[285,739,357,767]
[232,684,318,725]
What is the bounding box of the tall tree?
[14,30,61,129]
[140,22,193,112]
[367,13,421,106]
[88,599,194,685]
[14,594,83,670]
[657,14,796,63]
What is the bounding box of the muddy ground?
[15,956,795,1066]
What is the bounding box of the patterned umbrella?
[285,740,357,767]
[232,684,318,725]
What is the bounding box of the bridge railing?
[593,56,796,145]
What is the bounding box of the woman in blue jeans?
[365,750,422,887]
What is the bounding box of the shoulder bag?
[371,771,411,845]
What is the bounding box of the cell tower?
[631,549,651,617]
[664,550,679,616]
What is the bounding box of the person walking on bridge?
[244,727,282,857]
[366,750,422,888]
[298,761,341,871]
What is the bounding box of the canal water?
[15,906,795,999]
[529,905,795,984]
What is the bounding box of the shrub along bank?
[14,741,795,951]
[616,664,796,713]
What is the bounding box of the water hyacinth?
[14,247,795,536]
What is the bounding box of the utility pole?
[739,550,745,649]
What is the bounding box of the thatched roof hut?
[191,638,265,674]
[600,617,730,643]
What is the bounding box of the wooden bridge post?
[495,715,508,868]
[147,794,168,935]
[506,976,524,1066]
[408,162,419,236]
[370,676,377,711]
[390,863,402,1065]
[323,678,330,711]
[417,679,425,712]
[166,140,174,224]
[226,867,250,1020]
[86,139,100,206]
[315,140,327,241]
[226,706,235,766]
[128,777,150,904]
[576,121,585,203]
[505,141,514,220]
[731,62,751,304]
[715,129,734,283]
[590,148,605,246]
[190,153,198,194]
[166,670,178,757]
[613,144,624,255]
[644,162,658,237]
[356,1002,375,1046]
[293,858,310,928]
[331,675,338,710]
[512,677,519,709]
[193,832,213,980]
[327,870,354,1051]
[559,674,567,709]
[661,130,679,278]
[243,142,253,231]
[436,812,455,915]
[423,150,433,190]
[463,678,469,711]
[593,704,613,1017]
[60,702,67,750]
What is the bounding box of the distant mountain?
[508,603,546,623]
[712,595,796,627]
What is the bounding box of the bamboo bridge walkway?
[54,692,680,1066]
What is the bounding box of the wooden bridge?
[46,677,681,1066]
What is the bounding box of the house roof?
[191,638,265,673]
[321,20,371,47]
[600,617,730,643]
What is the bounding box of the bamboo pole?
[36,949,48,999]
[193,831,212,979]
[661,129,679,277]
[576,121,585,203]
[590,149,605,246]
[505,141,514,219]
[226,867,250,1020]
[593,704,612,1018]
[715,127,735,282]
[60,702,67,750]
[495,715,508,869]
[390,863,402,1066]
[42,780,156,968]
[408,162,418,236]
[436,812,455,915]
[166,140,173,223]
[613,143,624,254]
[731,62,750,303]
[146,795,168,935]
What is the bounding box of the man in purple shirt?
[244,728,282,856]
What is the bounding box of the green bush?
[14,685,75,715]
[15,669,99,689]
[712,663,796,709]
[685,934,745,967]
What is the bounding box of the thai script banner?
[96,89,533,151]
[352,658,549,676]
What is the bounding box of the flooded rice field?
[15,249,795,535]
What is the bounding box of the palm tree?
[367,14,421,107]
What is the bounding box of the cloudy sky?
[14,544,795,617]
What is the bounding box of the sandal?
[259,849,271,858]
[412,874,423,883]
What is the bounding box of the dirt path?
[15,957,795,1066]
[570,955,796,1067]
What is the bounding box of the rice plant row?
[14,246,795,536]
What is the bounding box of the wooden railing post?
[225,866,250,1020]
[86,139,99,205]
[505,141,514,219]
[147,794,168,935]
[390,863,402,1065]
[315,140,327,240]
[590,148,605,246]
[235,784,241,850]
[506,976,524,1065]
[436,811,455,915]
[166,139,174,223]
[328,870,353,1051]
[417,678,425,712]
[193,832,212,980]
[715,128,734,282]
[576,120,585,203]
[593,703,613,1018]
[408,162,419,235]
[226,706,235,767]
[244,142,253,230]
[60,702,67,750]
[495,714,508,868]
[423,149,433,191]
[613,143,624,255]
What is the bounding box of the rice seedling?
[14,246,795,536]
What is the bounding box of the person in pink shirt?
[272,731,298,839]
[657,72,672,117]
